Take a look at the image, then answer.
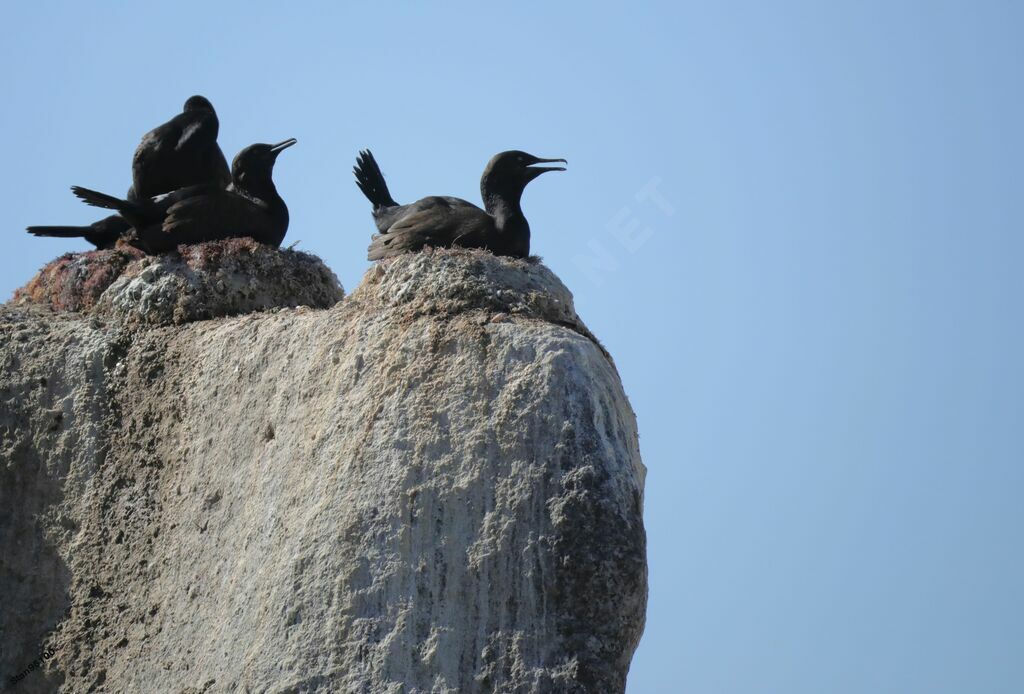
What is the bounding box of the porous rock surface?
[12,238,345,325]
[0,246,647,693]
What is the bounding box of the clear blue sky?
[2,2,1022,692]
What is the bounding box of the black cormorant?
[354,150,565,260]
[27,95,231,248]
[131,94,231,199]
[69,139,296,254]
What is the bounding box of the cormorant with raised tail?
[69,139,296,254]
[353,150,565,260]
[27,95,232,248]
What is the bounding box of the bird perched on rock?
[27,95,232,248]
[129,94,231,200]
[354,150,566,260]
[68,139,296,254]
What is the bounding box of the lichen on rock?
[0,247,646,693]
[13,238,344,325]
[12,247,143,314]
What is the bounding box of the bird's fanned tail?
[353,149,398,209]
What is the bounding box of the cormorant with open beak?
[68,139,296,254]
[354,150,566,259]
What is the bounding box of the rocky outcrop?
[12,238,345,326]
[0,245,646,693]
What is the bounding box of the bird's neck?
[232,177,289,224]
[483,185,525,224]
[483,192,530,256]
[234,176,282,206]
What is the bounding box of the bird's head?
[231,138,297,192]
[480,150,566,207]
[183,95,216,113]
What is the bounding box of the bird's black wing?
[160,192,277,247]
[368,197,491,260]
[132,110,223,198]
[173,110,229,187]
[150,183,221,208]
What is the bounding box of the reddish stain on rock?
[11,239,344,325]
[13,248,143,313]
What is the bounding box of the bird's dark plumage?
[353,150,397,215]
[71,139,297,254]
[26,214,131,250]
[132,95,231,200]
[27,95,232,249]
[356,150,566,260]
[354,150,475,235]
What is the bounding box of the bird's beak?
[525,157,567,179]
[270,138,298,154]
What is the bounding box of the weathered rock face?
[12,238,345,326]
[0,246,647,693]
